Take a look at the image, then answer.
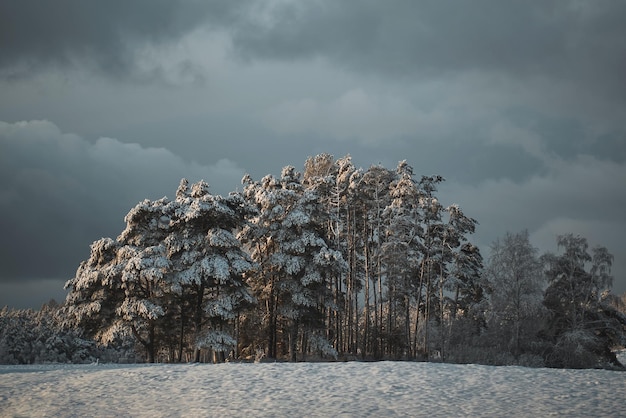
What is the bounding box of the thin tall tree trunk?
[178,288,186,363]
[193,282,205,363]
[268,278,277,359]
[364,218,371,357]
[424,274,431,358]
[413,260,425,358]
[439,245,446,362]
[405,294,411,359]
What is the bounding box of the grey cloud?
[590,132,626,163]
[231,0,626,167]
[0,0,245,79]
[0,120,246,285]
[233,1,626,98]
[5,0,625,94]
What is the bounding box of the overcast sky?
[1,0,625,309]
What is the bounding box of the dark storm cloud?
[0,120,245,285]
[234,0,626,97]
[0,0,245,78]
[5,0,625,93]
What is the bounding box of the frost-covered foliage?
[241,165,346,361]
[0,302,116,364]
[64,179,256,363]
[63,237,126,346]
[196,330,237,353]
[307,331,339,359]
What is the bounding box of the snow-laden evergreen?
[64,179,256,362]
[241,166,346,360]
[0,302,122,364]
[380,161,423,357]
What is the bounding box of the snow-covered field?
[1,360,625,417]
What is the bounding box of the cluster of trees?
[0,301,128,364]
[62,154,489,364]
[541,235,625,368]
[481,231,625,368]
[3,154,625,368]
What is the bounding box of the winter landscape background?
[2,2,626,415]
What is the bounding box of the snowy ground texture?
[1,360,625,417]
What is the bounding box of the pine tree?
[167,179,256,362]
[65,179,255,363]
[303,153,343,352]
[64,237,127,348]
[414,175,445,358]
[381,161,421,358]
[360,165,394,357]
[242,166,345,361]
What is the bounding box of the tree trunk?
[289,320,298,362]
[405,294,411,359]
[363,208,371,357]
[439,247,446,362]
[178,315,185,363]
[413,261,425,358]
[268,285,277,359]
[193,282,205,362]
[147,321,156,363]
[178,289,186,363]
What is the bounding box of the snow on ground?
[1,361,625,417]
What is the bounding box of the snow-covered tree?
[168,179,256,362]
[381,161,422,357]
[240,172,284,358]
[0,303,102,364]
[68,197,171,362]
[414,175,445,358]
[542,234,625,369]
[64,237,127,347]
[449,243,485,321]
[242,166,345,361]
[359,165,395,357]
[112,197,173,363]
[339,159,366,355]
[303,153,346,351]
[65,179,255,363]
[431,204,480,361]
